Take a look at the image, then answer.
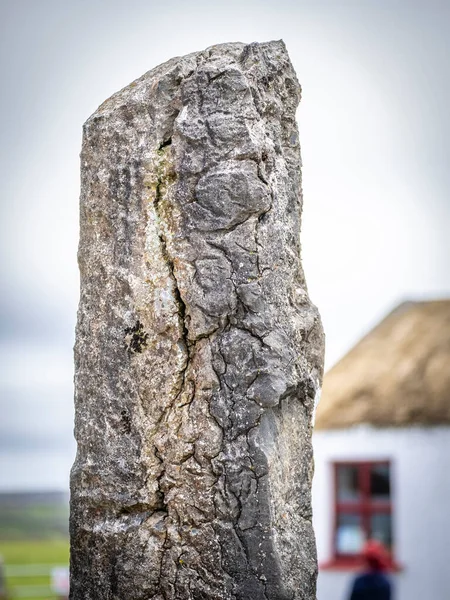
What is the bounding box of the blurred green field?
[0,539,69,600]
[0,497,68,541]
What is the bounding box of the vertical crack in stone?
[152,143,191,401]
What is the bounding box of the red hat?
[362,540,390,572]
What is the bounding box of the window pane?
[370,464,391,501]
[337,465,361,502]
[336,513,365,554]
[370,513,392,549]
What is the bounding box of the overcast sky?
[0,0,449,491]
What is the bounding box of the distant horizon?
[0,489,69,497]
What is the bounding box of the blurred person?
[348,540,392,600]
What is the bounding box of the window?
[333,461,393,560]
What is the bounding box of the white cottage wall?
[312,425,450,600]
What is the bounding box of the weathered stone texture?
[71,40,324,600]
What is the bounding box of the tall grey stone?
[71,40,324,600]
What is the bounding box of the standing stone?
[71,40,324,600]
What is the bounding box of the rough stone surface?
[70,40,324,600]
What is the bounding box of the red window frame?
[332,460,393,566]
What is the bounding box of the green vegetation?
[0,539,69,600]
[0,539,69,563]
[0,493,69,598]
[0,503,68,541]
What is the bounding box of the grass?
[0,504,68,540]
[0,539,69,600]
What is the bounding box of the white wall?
[312,425,450,600]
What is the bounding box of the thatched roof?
[315,300,450,430]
